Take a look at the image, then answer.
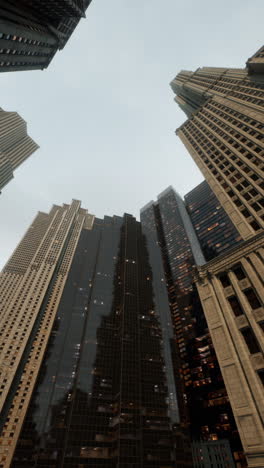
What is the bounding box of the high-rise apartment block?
[171,47,264,467]
[0,0,92,72]
[141,186,245,467]
[0,107,38,192]
[0,200,191,467]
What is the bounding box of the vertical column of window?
[228,263,264,355]
[181,119,263,232]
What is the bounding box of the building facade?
[192,440,236,468]
[185,180,242,261]
[0,200,191,467]
[171,49,264,241]
[0,107,38,192]
[247,46,264,74]
[0,0,92,71]
[171,47,264,467]
[195,233,264,468]
[140,187,245,467]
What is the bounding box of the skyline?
[0,0,263,268]
[0,3,263,464]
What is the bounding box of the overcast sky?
[0,0,263,268]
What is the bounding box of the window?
[257,370,264,386]
[234,199,242,207]
[250,220,261,231]
[243,288,262,310]
[252,202,261,212]
[232,264,246,281]
[228,296,244,317]
[241,328,260,354]
[218,273,231,288]
[242,209,250,218]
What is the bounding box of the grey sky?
[0,0,263,268]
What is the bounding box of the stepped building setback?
[171,46,264,467]
[0,107,38,192]
[0,0,92,71]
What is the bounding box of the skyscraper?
[170,48,264,241]
[0,1,92,72]
[171,47,264,467]
[0,107,38,192]
[0,200,191,467]
[141,187,245,467]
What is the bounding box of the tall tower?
[0,0,92,72]
[141,186,245,467]
[170,48,264,241]
[0,200,191,467]
[0,107,38,192]
[171,47,264,467]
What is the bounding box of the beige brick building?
[0,108,38,192]
[0,201,94,467]
[171,47,264,467]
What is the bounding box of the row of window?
[218,265,263,360]
[181,122,263,231]
[0,32,53,48]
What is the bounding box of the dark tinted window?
[241,328,260,354]
[257,370,264,386]
[232,264,246,281]
[244,288,261,310]
[228,296,244,317]
[219,273,231,288]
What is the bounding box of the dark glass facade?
[10,213,191,467]
[140,187,246,467]
[0,0,92,71]
[185,181,242,261]
[140,189,205,400]
[192,440,236,468]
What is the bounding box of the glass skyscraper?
[141,186,246,467]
